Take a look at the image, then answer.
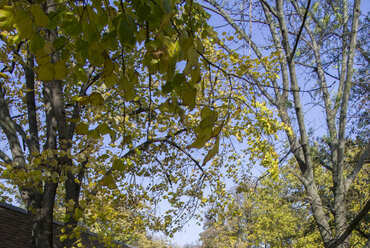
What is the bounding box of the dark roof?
[0,202,133,248]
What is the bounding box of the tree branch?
[328,199,370,248]
[259,0,278,18]
[23,52,40,154]
[164,139,207,178]
[0,85,26,169]
[91,129,188,194]
[288,0,311,63]
[0,149,12,164]
[67,68,100,140]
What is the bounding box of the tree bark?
[30,183,57,248]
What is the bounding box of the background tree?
[199,0,369,247]
[0,0,282,247]
[200,155,368,247]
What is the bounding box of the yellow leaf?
[0,72,9,79]
[0,7,12,20]
[0,6,13,28]
[168,40,180,57]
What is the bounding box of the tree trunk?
[26,182,57,248]
[62,171,83,248]
[32,211,54,248]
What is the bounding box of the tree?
[200,156,368,247]
[199,0,369,247]
[0,0,282,247]
[0,0,212,246]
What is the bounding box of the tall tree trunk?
[62,168,84,248]
[30,186,57,248]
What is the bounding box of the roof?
[0,202,133,248]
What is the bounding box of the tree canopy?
[197,0,369,247]
[0,0,368,247]
[0,0,281,247]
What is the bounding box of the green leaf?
[202,137,219,166]
[179,83,196,108]
[189,126,213,149]
[54,61,67,80]
[164,73,185,94]
[0,72,9,79]
[37,64,54,81]
[118,15,136,46]
[100,174,116,189]
[30,4,49,27]
[75,122,89,135]
[89,92,104,106]
[96,123,110,135]
[161,0,173,14]
[63,20,82,37]
[53,36,67,50]
[112,158,123,171]
[103,59,114,78]
[30,34,45,52]
[190,66,201,84]
[87,42,104,66]
[14,9,34,39]
[118,76,136,101]
[200,107,217,129]
[189,107,218,148]
[312,2,320,13]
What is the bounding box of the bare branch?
[197,49,335,94]
[164,139,207,178]
[259,0,278,18]
[294,61,340,80]
[289,0,312,63]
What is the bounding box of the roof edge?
[0,201,28,214]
